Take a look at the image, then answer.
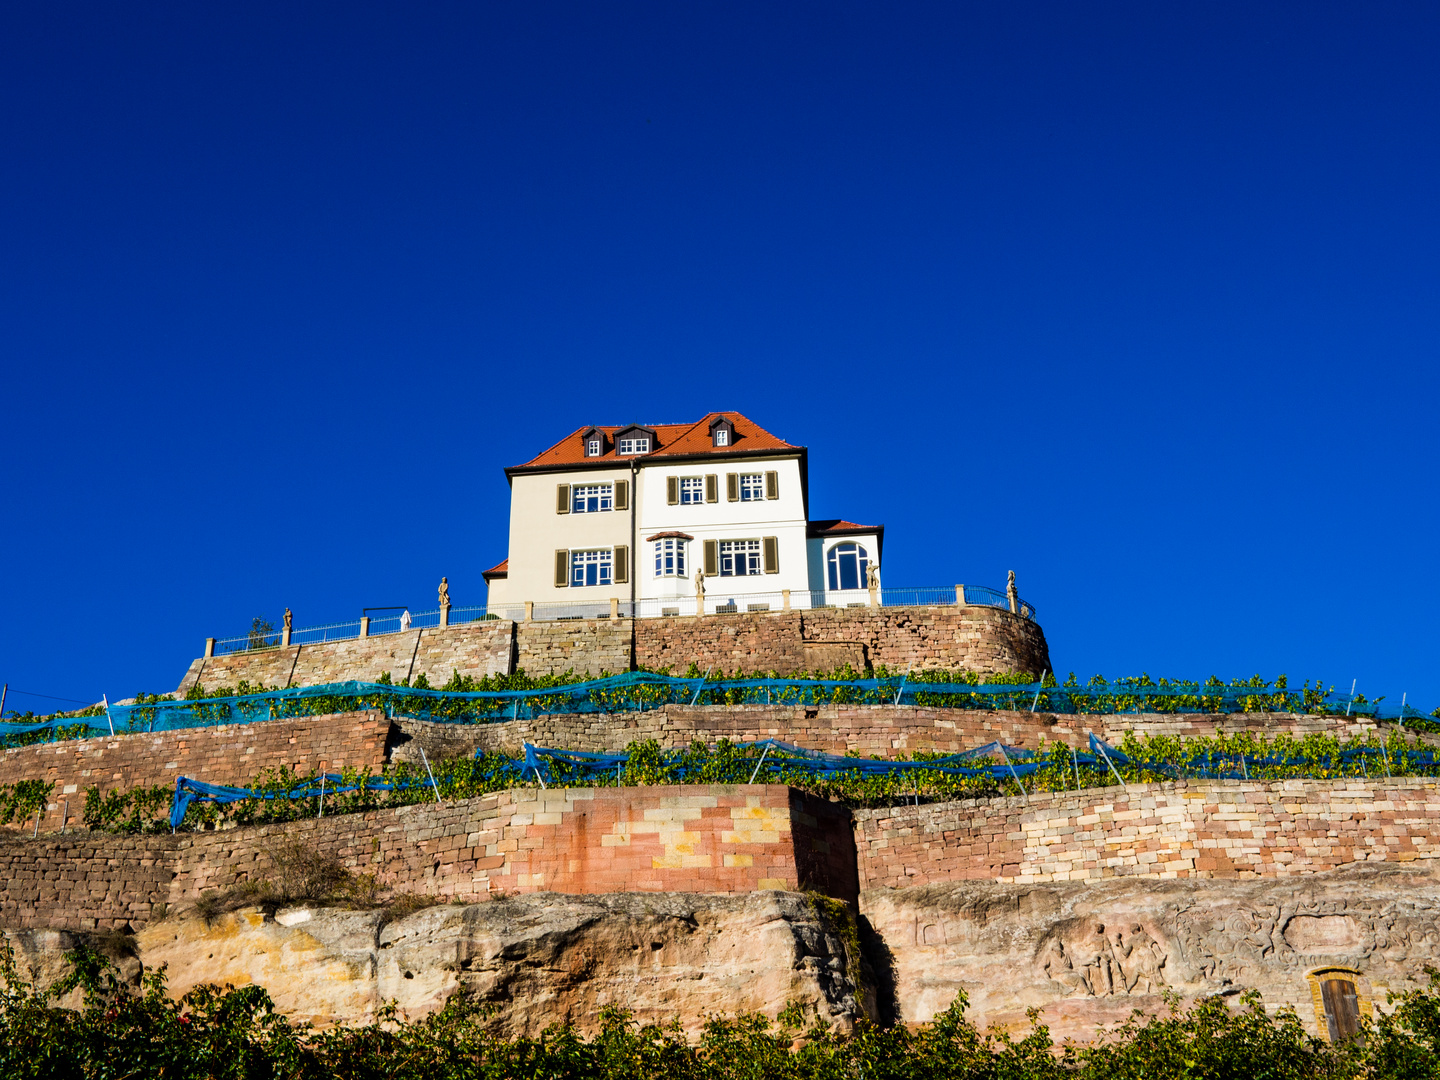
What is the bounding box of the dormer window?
[618,436,650,455]
[585,439,601,457]
[709,416,736,447]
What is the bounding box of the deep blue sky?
[1,3,1437,713]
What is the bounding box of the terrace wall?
[0,712,392,833]
[392,704,1378,761]
[0,705,1379,835]
[0,785,857,931]
[851,778,1440,890]
[176,622,515,694]
[173,604,1051,692]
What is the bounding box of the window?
[719,539,762,576]
[618,437,650,455]
[739,474,765,501]
[570,549,613,587]
[714,428,729,446]
[585,438,601,457]
[680,477,704,504]
[827,542,870,590]
[653,538,686,577]
[572,484,613,513]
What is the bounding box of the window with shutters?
[827,542,870,590]
[719,539,762,577]
[679,477,704,504]
[585,438,601,457]
[653,538,686,577]
[572,484,613,513]
[617,437,650,455]
[739,474,765,501]
[570,549,613,587]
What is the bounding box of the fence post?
[204,637,216,658]
[358,616,370,638]
[955,585,966,607]
[524,601,533,622]
[782,589,791,612]
[610,597,619,621]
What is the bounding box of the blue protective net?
[170,732,1440,828]
[6,672,1428,748]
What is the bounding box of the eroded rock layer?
[7,891,864,1036]
[861,865,1440,1043]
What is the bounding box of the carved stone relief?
[861,866,1440,1044]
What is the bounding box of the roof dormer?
[613,425,657,456]
[578,427,607,458]
[708,415,736,448]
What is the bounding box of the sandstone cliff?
[7,891,865,1036]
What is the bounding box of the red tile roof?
[807,519,881,537]
[481,559,508,580]
[508,412,801,472]
[645,531,695,542]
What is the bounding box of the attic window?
[618,437,650,455]
[714,428,729,446]
[585,438,601,457]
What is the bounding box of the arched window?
[827,543,869,591]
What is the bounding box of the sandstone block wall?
[853,778,1440,890]
[0,785,856,931]
[515,618,631,676]
[0,704,1380,837]
[394,704,1377,761]
[177,622,515,693]
[0,833,179,931]
[175,605,1052,691]
[633,605,1050,678]
[0,712,392,832]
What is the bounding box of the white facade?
[484,415,881,616]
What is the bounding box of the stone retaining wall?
[0,712,392,832]
[175,605,1052,691]
[393,704,1377,761]
[1,706,1379,835]
[852,778,1440,890]
[515,618,631,676]
[0,785,857,931]
[177,622,515,694]
[633,605,1050,678]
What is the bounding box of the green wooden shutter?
[556,485,571,514]
[555,550,570,587]
[615,479,629,511]
[614,545,629,584]
[763,537,779,573]
[667,476,678,505]
[765,471,779,499]
[705,474,718,503]
[703,540,718,576]
[726,473,738,501]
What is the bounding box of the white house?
[483,413,883,617]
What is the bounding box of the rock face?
[10,891,865,1036]
[861,865,1440,1043]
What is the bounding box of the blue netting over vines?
[169,733,1440,828]
[5,672,1430,746]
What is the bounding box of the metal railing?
[206,582,1034,654]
